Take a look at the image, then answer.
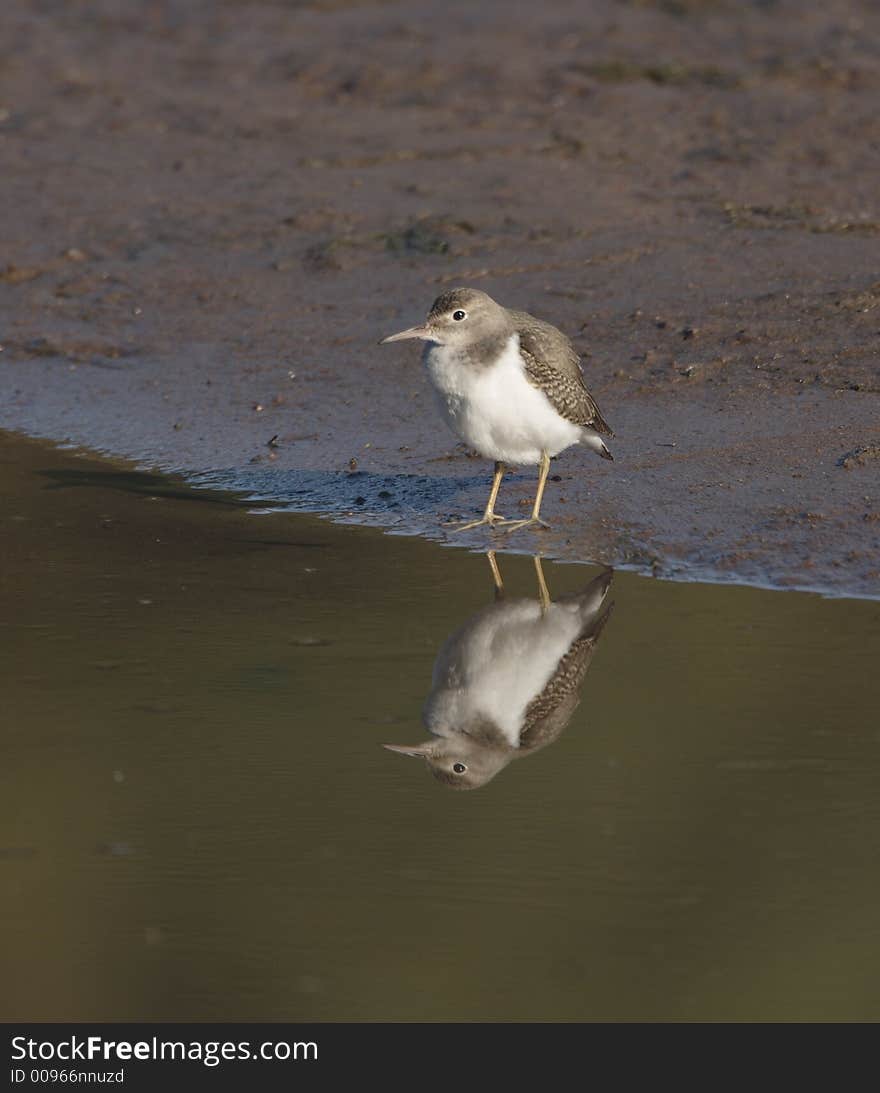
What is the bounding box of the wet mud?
[1,0,878,595]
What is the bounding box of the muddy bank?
[1,0,878,595]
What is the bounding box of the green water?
[2,433,879,1021]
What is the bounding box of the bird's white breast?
[424,335,583,465]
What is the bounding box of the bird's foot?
[443,513,514,532]
[499,516,551,534]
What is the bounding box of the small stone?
[0,265,42,284]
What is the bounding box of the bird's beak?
[383,743,435,758]
[379,324,433,345]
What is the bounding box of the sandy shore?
[1,0,878,596]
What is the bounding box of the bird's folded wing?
[512,312,613,436]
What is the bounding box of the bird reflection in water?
[385,554,614,790]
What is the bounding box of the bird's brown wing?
[518,603,614,752]
[511,310,613,436]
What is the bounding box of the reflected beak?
[379,324,433,345]
[383,743,435,758]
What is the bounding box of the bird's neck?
[457,330,518,371]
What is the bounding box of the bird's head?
[383,735,515,791]
[380,287,511,351]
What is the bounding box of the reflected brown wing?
[519,604,613,752]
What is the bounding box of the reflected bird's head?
[383,735,514,791]
[384,562,614,792]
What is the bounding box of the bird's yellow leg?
[501,451,552,533]
[446,462,515,531]
[531,451,552,525]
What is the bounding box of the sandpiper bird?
[384,557,614,790]
[381,287,613,531]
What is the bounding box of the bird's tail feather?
[582,427,614,461]
[591,409,613,436]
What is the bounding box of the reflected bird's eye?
[452,310,467,321]
[453,763,467,774]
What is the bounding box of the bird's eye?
[453,763,467,774]
[452,309,467,321]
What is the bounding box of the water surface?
[3,433,879,1021]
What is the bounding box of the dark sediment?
[1,0,878,596]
